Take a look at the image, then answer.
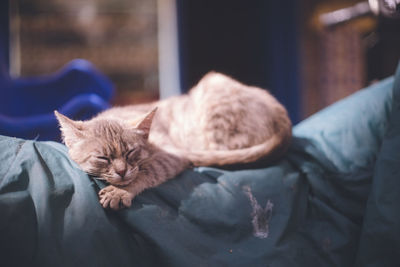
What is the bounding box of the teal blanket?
[1,63,400,266]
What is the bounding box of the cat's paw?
[98,185,133,210]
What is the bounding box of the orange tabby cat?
[55,72,292,210]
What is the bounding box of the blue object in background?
[0,1,114,141]
[0,59,114,141]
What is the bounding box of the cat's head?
[55,108,157,186]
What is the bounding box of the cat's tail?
[167,131,292,167]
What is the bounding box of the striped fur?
[55,72,291,209]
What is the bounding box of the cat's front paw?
[98,185,133,210]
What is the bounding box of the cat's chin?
[110,178,135,187]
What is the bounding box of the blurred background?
[1,0,400,140]
[7,0,160,105]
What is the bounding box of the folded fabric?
[0,62,399,266]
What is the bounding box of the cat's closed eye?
[97,156,110,164]
[126,148,138,160]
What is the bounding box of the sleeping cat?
[55,72,292,210]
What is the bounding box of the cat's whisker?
[86,170,111,180]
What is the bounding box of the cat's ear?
[54,111,86,147]
[136,107,157,139]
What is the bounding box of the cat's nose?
[116,168,127,178]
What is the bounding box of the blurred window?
[13,0,159,104]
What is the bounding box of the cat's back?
[174,72,290,150]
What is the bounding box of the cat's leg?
[98,178,154,210]
[98,185,134,210]
[99,152,190,210]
